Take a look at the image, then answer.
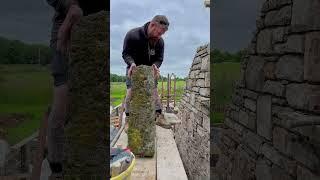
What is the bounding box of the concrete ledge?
[156,126,188,180]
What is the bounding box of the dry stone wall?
[174,44,210,180]
[212,0,320,179]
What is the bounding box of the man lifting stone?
[122,15,171,129]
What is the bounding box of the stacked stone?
[212,0,320,179]
[174,44,210,179]
[127,65,156,157]
[64,11,109,178]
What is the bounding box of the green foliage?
[211,48,247,63]
[0,64,52,145]
[211,62,241,124]
[0,36,53,65]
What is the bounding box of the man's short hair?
[151,15,169,30]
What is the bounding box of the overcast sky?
[110,0,210,77]
[0,0,266,76]
[211,0,265,53]
[0,0,53,45]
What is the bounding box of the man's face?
[148,22,167,40]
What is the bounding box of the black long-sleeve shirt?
[122,22,164,71]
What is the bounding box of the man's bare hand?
[57,4,83,54]
[128,63,137,78]
[152,64,160,79]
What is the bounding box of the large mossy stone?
[64,11,109,179]
[127,65,156,157]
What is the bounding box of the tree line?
[0,36,53,65]
[211,48,247,63]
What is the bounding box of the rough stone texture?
[211,1,320,179]
[257,95,272,140]
[128,65,156,157]
[174,44,210,180]
[304,32,320,82]
[291,0,320,32]
[264,6,291,27]
[275,55,304,82]
[64,11,108,178]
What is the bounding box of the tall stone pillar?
[64,11,109,179]
[127,65,156,157]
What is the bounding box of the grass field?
[212,62,241,123]
[0,64,53,145]
[110,80,186,107]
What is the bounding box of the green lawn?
[211,62,241,124]
[0,64,52,145]
[110,80,186,107]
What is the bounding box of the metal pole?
[161,77,164,105]
[173,74,177,107]
[167,73,170,112]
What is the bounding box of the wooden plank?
[156,126,188,180]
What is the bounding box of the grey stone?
[199,88,210,97]
[0,139,9,168]
[264,62,276,80]
[257,95,272,140]
[276,110,320,144]
[292,0,320,32]
[263,80,285,97]
[297,165,320,180]
[257,30,273,54]
[242,89,259,99]
[204,72,210,87]
[243,131,264,153]
[286,83,320,111]
[265,6,291,27]
[260,143,297,176]
[201,55,210,72]
[262,0,292,12]
[272,27,289,44]
[64,11,108,175]
[245,56,265,91]
[193,57,202,65]
[275,55,304,82]
[271,164,295,180]
[196,79,205,87]
[304,32,320,82]
[128,65,156,157]
[232,94,244,107]
[272,97,287,106]
[255,158,272,180]
[274,34,305,54]
[244,98,256,112]
[239,110,256,131]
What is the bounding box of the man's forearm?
[122,54,135,66]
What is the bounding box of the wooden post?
[161,77,164,105]
[166,73,170,112]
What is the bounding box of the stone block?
[242,89,259,100]
[255,158,272,180]
[257,95,272,140]
[275,55,304,82]
[199,88,210,97]
[243,131,264,153]
[297,165,320,180]
[264,6,291,27]
[286,83,320,112]
[262,0,292,12]
[260,143,297,176]
[263,80,285,97]
[238,110,256,131]
[196,79,205,87]
[304,32,320,82]
[264,62,276,80]
[271,164,295,180]
[274,34,305,54]
[245,56,265,91]
[64,11,108,175]
[257,30,273,54]
[201,55,210,72]
[244,98,256,112]
[292,0,320,32]
[272,27,289,44]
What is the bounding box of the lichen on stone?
[127,65,156,157]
